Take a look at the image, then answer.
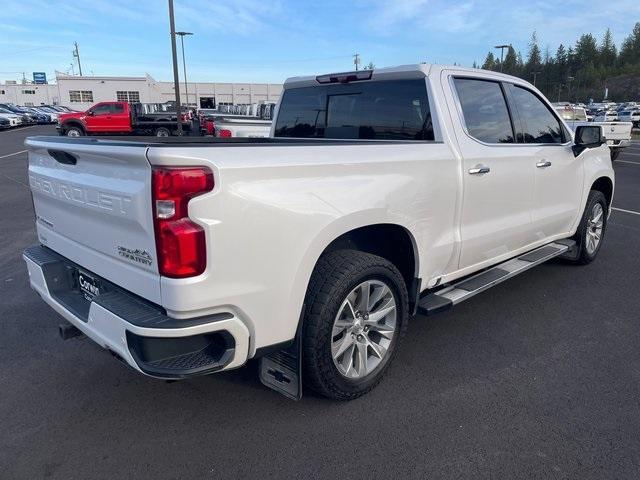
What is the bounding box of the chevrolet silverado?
[23,64,614,400]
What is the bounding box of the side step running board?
[417,240,576,316]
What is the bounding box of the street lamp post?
[531,71,541,87]
[167,0,182,135]
[494,44,510,72]
[176,31,193,109]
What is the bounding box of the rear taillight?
[218,129,232,138]
[152,167,214,278]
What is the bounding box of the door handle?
[536,160,552,168]
[468,165,490,175]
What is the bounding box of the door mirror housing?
[86,110,94,116]
[572,125,605,157]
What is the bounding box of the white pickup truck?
[23,65,614,400]
[213,116,271,138]
[555,105,632,161]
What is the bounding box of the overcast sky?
[1,0,639,84]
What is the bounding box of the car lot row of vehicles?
[553,103,634,160]
[0,103,77,130]
[586,102,640,126]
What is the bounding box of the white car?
[23,64,614,400]
[0,110,22,127]
[618,110,640,127]
[593,111,618,122]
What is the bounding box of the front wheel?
[65,126,84,137]
[570,190,608,264]
[302,249,408,400]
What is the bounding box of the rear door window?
[274,79,434,141]
[453,78,515,144]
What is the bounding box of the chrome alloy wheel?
[331,280,397,379]
[67,129,80,137]
[585,202,604,255]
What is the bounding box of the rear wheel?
[302,249,408,400]
[570,190,608,264]
[65,126,84,137]
[155,127,171,137]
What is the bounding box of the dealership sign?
[33,72,47,84]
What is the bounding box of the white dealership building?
[0,73,283,110]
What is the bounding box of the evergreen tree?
[503,45,519,75]
[482,52,497,70]
[526,31,542,70]
[599,28,617,68]
[620,22,640,66]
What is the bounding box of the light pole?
[494,44,510,72]
[176,31,193,108]
[531,71,541,87]
[167,0,182,135]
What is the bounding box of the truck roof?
[283,63,530,89]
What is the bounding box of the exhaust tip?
[59,323,82,340]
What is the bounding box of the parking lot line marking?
[615,160,640,166]
[622,152,640,157]
[612,207,640,216]
[0,150,27,159]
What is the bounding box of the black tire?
[302,249,408,400]
[155,127,171,137]
[570,190,608,265]
[65,125,84,137]
[610,149,620,161]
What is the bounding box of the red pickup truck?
[57,101,192,137]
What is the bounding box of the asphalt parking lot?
[1,125,640,479]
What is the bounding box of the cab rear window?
[274,79,434,141]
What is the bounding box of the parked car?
[0,107,23,127]
[23,64,614,400]
[213,117,272,138]
[32,106,60,123]
[0,117,10,130]
[618,110,640,128]
[0,103,38,124]
[593,110,618,122]
[57,101,192,137]
[557,106,632,160]
[23,107,51,124]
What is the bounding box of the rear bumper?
[23,245,250,379]
[607,139,631,148]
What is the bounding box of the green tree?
[599,28,617,67]
[526,31,542,70]
[502,45,519,75]
[482,52,497,70]
[620,22,640,66]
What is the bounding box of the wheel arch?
[62,120,85,133]
[591,176,614,207]
[298,221,421,318]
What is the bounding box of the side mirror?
[86,110,94,116]
[572,125,605,157]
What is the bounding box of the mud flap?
[258,308,304,400]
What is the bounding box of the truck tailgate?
[25,137,161,303]
[600,122,633,141]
